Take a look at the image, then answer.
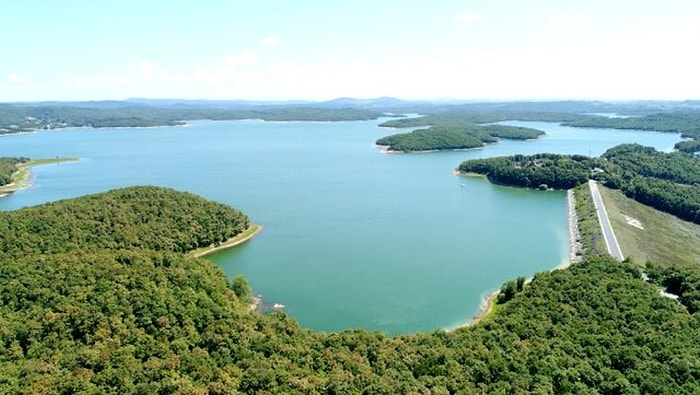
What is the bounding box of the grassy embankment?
[574,183,608,258]
[598,185,700,267]
[0,157,79,194]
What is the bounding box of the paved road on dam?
[588,180,624,261]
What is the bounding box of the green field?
[599,185,700,267]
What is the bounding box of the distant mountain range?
[8,97,700,113]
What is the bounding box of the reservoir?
[0,119,681,334]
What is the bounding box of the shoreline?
[457,187,582,330]
[565,188,583,267]
[189,224,262,258]
[465,290,499,328]
[453,170,487,179]
[0,157,80,196]
[376,144,486,154]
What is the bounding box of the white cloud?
[454,12,481,24]
[7,73,27,84]
[22,17,700,102]
[224,50,258,66]
[549,12,590,26]
[130,60,156,77]
[260,37,280,47]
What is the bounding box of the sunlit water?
[0,119,680,334]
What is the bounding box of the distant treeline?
[3,186,700,393]
[4,100,700,154]
[562,113,700,154]
[0,104,387,132]
[378,110,589,129]
[458,143,700,223]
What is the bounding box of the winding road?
[588,180,624,261]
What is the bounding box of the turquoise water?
[0,119,681,334]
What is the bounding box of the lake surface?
[0,119,681,334]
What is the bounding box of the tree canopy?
[0,186,250,259]
[458,153,602,190]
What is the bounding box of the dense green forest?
[458,144,700,224]
[603,145,700,223]
[602,144,700,185]
[0,157,29,187]
[377,126,492,152]
[675,139,700,154]
[2,185,700,393]
[458,153,605,190]
[377,110,588,129]
[647,263,700,313]
[0,186,250,259]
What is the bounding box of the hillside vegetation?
[0,186,249,259]
[2,186,700,393]
[459,153,603,190]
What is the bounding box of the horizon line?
[3,96,700,105]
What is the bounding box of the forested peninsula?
[0,157,29,187]
[458,143,700,224]
[2,185,700,393]
[0,157,79,195]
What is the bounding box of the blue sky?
[2,1,699,101]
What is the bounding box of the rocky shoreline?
[566,188,583,267]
